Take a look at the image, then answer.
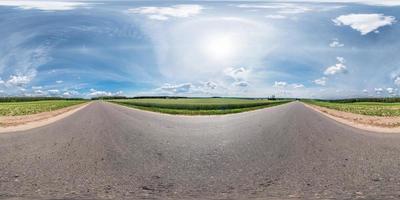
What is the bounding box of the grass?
[304,100,400,117]
[110,98,291,115]
[0,100,87,116]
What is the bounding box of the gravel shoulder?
[0,102,90,132]
[304,103,400,133]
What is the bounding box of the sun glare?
[202,33,237,62]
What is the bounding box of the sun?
[201,33,238,62]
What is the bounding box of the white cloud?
[362,89,368,93]
[6,73,35,87]
[56,80,63,84]
[374,88,383,94]
[127,4,203,20]
[265,15,287,19]
[88,89,123,97]
[387,87,397,95]
[314,77,327,86]
[34,89,46,96]
[0,1,89,11]
[394,76,400,86]
[62,90,79,97]
[292,83,305,88]
[324,57,348,75]
[47,89,60,95]
[0,45,51,92]
[333,13,396,35]
[269,0,400,6]
[235,81,249,87]
[158,83,192,94]
[203,81,217,89]
[329,38,344,48]
[224,67,249,82]
[273,81,287,87]
[236,3,312,14]
[224,67,252,87]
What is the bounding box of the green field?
[0,100,87,116]
[110,98,291,115]
[305,100,400,117]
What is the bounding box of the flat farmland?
[305,100,400,117]
[109,98,290,115]
[0,100,87,116]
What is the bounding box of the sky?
[0,0,399,99]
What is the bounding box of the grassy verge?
[0,100,87,116]
[110,98,291,115]
[303,100,400,117]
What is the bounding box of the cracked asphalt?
[1,101,400,199]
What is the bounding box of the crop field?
[110,98,291,115]
[305,100,400,117]
[0,100,87,116]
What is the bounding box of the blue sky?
[0,0,399,98]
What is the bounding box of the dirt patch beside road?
[304,103,400,133]
[0,102,90,132]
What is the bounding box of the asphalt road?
[1,101,400,200]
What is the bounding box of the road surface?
[1,101,400,199]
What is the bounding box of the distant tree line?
[91,96,190,100]
[318,98,400,103]
[90,95,291,101]
[0,97,84,102]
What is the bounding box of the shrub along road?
[1,101,400,199]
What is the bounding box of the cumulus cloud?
[314,77,327,86]
[6,72,36,87]
[47,89,60,95]
[224,67,249,81]
[273,81,287,87]
[224,67,252,88]
[333,13,396,35]
[88,89,123,97]
[7,75,31,86]
[374,87,383,94]
[56,80,63,84]
[203,81,217,89]
[394,76,400,86]
[387,87,397,95]
[292,83,304,88]
[235,81,249,87]
[0,45,51,92]
[0,1,89,11]
[127,4,203,20]
[158,83,192,94]
[324,57,348,75]
[362,89,368,93]
[34,89,46,96]
[62,90,79,97]
[329,38,344,48]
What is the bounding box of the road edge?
[302,102,400,133]
[0,102,91,133]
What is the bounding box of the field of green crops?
[110,98,290,115]
[305,100,400,117]
[0,100,87,116]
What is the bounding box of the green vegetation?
[0,97,84,102]
[109,98,291,115]
[304,100,400,117]
[0,100,87,116]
